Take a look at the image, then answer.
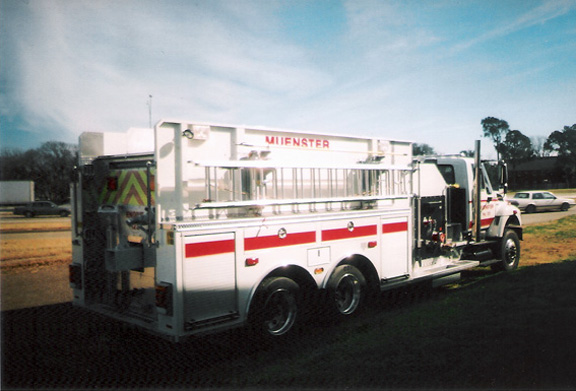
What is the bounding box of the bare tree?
[0,142,77,204]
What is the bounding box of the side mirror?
[499,161,508,194]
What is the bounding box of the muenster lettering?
[265,135,330,149]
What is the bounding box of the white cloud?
[1,0,574,158]
[4,0,333,140]
[451,0,576,53]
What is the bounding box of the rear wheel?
[25,211,34,218]
[250,277,300,338]
[525,205,536,214]
[326,265,366,316]
[492,229,520,272]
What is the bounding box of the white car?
[511,191,576,213]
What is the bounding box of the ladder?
[189,159,412,214]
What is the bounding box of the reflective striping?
[245,231,316,251]
[322,225,377,241]
[382,221,408,234]
[99,169,155,206]
[185,239,235,258]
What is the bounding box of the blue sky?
[1,0,575,157]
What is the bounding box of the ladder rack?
[188,160,412,214]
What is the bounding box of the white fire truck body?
[70,120,522,341]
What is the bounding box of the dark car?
[13,201,71,218]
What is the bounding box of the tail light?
[155,282,173,316]
[69,264,82,289]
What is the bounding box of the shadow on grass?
[3,260,576,389]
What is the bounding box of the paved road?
[521,207,576,225]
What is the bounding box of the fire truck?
[69,120,522,341]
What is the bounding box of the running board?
[478,258,501,267]
[185,312,240,331]
[380,260,480,291]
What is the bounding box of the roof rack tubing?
[190,159,410,171]
[193,194,410,210]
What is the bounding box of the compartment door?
[183,232,237,326]
[380,217,410,279]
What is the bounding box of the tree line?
[1,119,574,203]
[481,117,576,186]
[414,118,576,187]
[0,142,77,204]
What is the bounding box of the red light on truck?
[69,264,82,289]
[155,282,173,315]
[368,241,378,248]
[107,176,118,191]
[245,257,259,266]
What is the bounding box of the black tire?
[525,204,536,214]
[492,229,520,272]
[249,277,300,338]
[561,202,570,212]
[326,265,366,316]
[60,211,70,217]
[25,211,34,218]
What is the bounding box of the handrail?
[194,194,411,210]
[190,160,411,171]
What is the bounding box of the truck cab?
[432,156,520,241]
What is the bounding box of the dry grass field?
[0,215,71,270]
[1,237,71,267]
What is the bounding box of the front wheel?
[493,229,521,272]
[250,277,300,338]
[326,265,366,316]
[561,202,570,212]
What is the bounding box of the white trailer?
[0,181,34,205]
[69,120,522,341]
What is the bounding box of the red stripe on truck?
[185,239,235,257]
[322,225,377,241]
[382,221,408,234]
[245,231,316,251]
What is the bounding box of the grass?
[0,237,71,269]
[0,219,70,233]
[521,215,576,267]
[1,215,71,270]
[2,216,576,389]
[215,260,576,389]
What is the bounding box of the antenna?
[148,95,153,128]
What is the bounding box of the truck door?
[479,164,497,229]
[182,232,238,329]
